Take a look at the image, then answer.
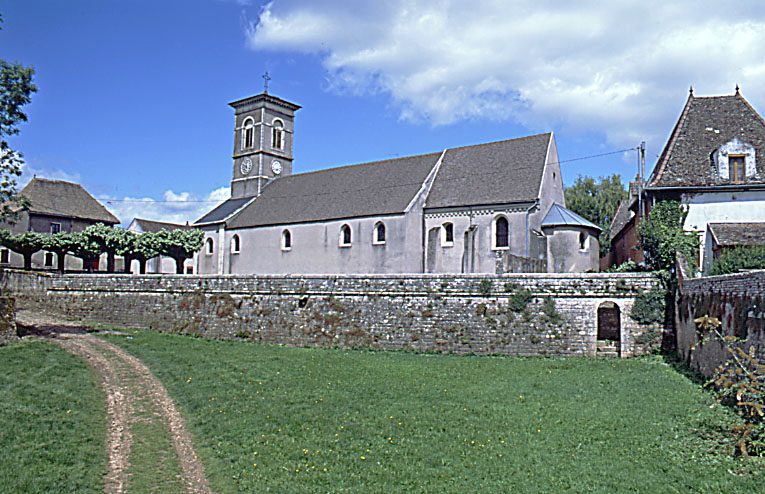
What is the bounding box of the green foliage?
[638,200,699,273]
[0,340,105,493]
[103,331,763,493]
[83,223,134,272]
[629,287,667,325]
[564,174,627,256]
[0,230,47,269]
[710,245,765,276]
[698,316,765,457]
[508,289,533,312]
[154,228,204,274]
[606,260,651,273]
[542,297,560,324]
[477,278,492,296]
[0,15,37,222]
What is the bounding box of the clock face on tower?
[240,158,253,176]
[271,160,283,175]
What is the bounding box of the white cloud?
[20,162,81,186]
[99,186,231,227]
[247,0,765,147]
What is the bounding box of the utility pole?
[639,141,646,217]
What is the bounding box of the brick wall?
[0,269,664,357]
[676,269,765,377]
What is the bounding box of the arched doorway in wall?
[597,301,621,357]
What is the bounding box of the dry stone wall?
[1,269,663,357]
[677,270,765,377]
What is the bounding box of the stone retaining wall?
[0,269,664,357]
[676,269,765,377]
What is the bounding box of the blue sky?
[2,0,764,225]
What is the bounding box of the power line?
[104,146,638,204]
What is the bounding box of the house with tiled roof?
[704,222,765,273]
[194,91,599,274]
[0,177,119,270]
[610,88,765,272]
[126,218,196,274]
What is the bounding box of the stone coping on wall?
[36,271,660,298]
[680,269,765,297]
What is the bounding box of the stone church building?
[194,92,600,275]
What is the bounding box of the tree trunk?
[139,259,147,274]
[122,255,132,274]
[107,251,115,273]
[57,250,66,273]
[175,256,184,274]
[23,252,32,270]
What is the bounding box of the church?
[194,91,600,275]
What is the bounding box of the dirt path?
[16,311,213,494]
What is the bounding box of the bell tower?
[228,85,300,199]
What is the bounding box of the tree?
[42,232,78,273]
[121,231,162,274]
[0,230,47,269]
[564,174,627,257]
[154,228,204,274]
[67,231,104,272]
[83,223,132,273]
[0,14,37,222]
[637,200,699,273]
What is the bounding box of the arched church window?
[282,229,292,250]
[272,119,284,150]
[579,232,587,251]
[494,216,509,249]
[442,222,454,246]
[373,222,386,244]
[340,224,352,247]
[242,117,255,149]
[205,238,214,256]
[231,235,240,254]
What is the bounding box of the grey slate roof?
[225,152,441,228]
[20,178,119,224]
[647,92,765,188]
[541,203,602,232]
[425,133,551,208]
[196,197,254,225]
[130,218,192,233]
[608,198,633,240]
[709,222,765,247]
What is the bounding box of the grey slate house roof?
[708,222,765,247]
[647,91,765,188]
[541,203,601,232]
[129,218,193,233]
[19,178,119,224]
[198,134,552,229]
[426,133,551,208]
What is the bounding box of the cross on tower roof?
[262,72,271,94]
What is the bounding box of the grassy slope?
[0,340,105,494]
[104,331,761,493]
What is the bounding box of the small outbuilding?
[541,203,602,273]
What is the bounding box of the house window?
[242,117,255,149]
[1,248,9,264]
[231,234,240,254]
[730,156,745,183]
[579,232,587,251]
[442,222,454,247]
[373,222,386,245]
[282,229,292,250]
[185,266,193,274]
[50,223,61,234]
[339,224,352,247]
[205,238,214,256]
[494,216,509,249]
[272,119,284,150]
[44,252,55,267]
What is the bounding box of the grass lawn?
[103,331,762,493]
[0,340,105,494]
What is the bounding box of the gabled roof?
[708,222,765,247]
[425,133,552,208]
[224,152,442,228]
[128,218,193,233]
[608,198,633,240]
[20,178,119,224]
[541,203,601,232]
[211,134,553,229]
[647,91,765,188]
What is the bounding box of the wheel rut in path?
[17,312,213,494]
